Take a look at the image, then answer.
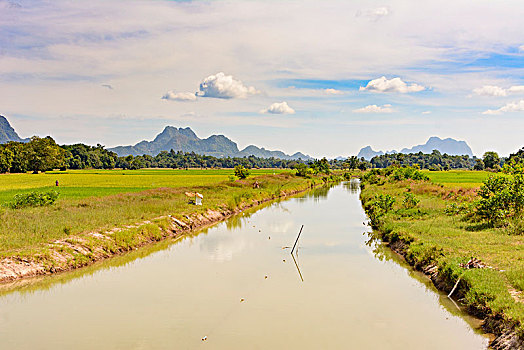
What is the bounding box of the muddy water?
[0,182,489,349]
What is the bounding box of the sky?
[1,0,524,158]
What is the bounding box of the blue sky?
[1,0,524,157]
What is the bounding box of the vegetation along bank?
[359,166,524,349]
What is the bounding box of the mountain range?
[357,136,474,160]
[108,126,312,160]
[0,115,28,144]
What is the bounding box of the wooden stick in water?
[291,225,304,255]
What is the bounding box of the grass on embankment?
[360,173,524,333]
[0,168,286,203]
[0,172,317,258]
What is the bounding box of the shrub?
[402,192,420,209]
[8,190,60,209]
[234,165,250,179]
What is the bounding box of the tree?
[26,136,66,173]
[483,151,500,169]
[311,157,330,175]
[294,163,309,177]
[474,159,485,170]
[0,146,14,173]
[234,165,249,179]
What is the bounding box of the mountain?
[357,146,384,160]
[400,136,473,156]
[0,115,29,144]
[357,136,473,160]
[109,126,311,160]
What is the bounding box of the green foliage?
[482,151,500,169]
[311,157,331,175]
[389,166,430,182]
[402,192,420,209]
[294,163,310,177]
[7,190,60,209]
[234,165,250,179]
[473,159,485,170]
[370,150,476,169]
[62,143,117,170]
[475,168,524,227]
[26,136,66,173]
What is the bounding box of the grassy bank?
[0,170,327,283]
[359,169,524,348]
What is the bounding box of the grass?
[0,168,286,203]
[360,170,524,333]
[423,170,491,188]
[0,171,318,257]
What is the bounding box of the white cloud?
[325,88,344,95]
[422,111,431,114]
[473,85,524,97]
[473,85,507,97]
[356,7,389,21]
[261,101,295,114]
[360,77,425,93]
[508,86,524,93]
[353,104,393,113]
[161,91,197,101]
[519,45,524,52]
[197,72,259,99]
[483,100,524,115]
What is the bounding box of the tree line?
[0,135,520,173]
[0,137,307,173]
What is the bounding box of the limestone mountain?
[358,136,473,160]
[0,115,28,144]
[109,126,311,160]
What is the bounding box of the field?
[360,170,524,334]
[0,168,286,204]
[0,168,313,258]
[423,170,491,188]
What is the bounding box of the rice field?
[0,168,287,203]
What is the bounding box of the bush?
[390,166,429,182]
[402,192,420,209]
[234,165,250,179]
[8,190,60,209]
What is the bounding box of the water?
[0,182,489,349]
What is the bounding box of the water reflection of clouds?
[199,232,254,262]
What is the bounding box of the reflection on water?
[0,184,489,350]
[343,178,361,194]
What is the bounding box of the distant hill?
[357,136,473,160]
[109,126,311,160]
[0,115,29,144]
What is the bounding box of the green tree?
[26,136,66,173]
[483,151,500,169]
[234,165,249,179]
[474,159,485,170]
[0,146,14,173]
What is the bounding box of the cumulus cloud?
[473,85,507,97]
[483,100,524,115]
[197,72,259,99]
[356,7,389,21]
[508,86,524,93]
[353,104,393,113]
[473,85,524,97]
[325,88,344,95]
[422,111,431,114]
[162,91,197,101]
[261,101,295,114]
[520,45,524,52]
[360,76,425,93]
